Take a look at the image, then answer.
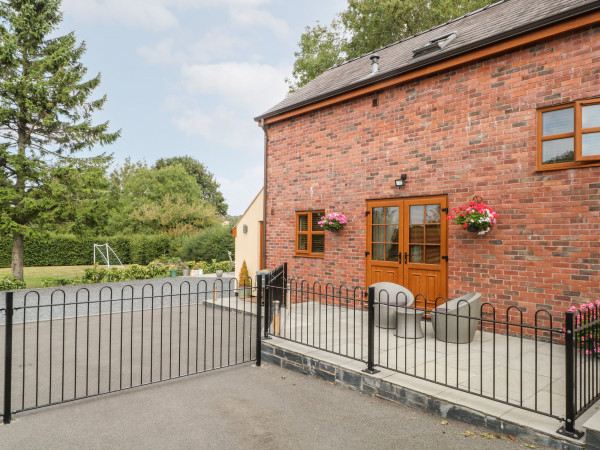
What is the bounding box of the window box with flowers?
[447,201,498,235]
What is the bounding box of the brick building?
[255,0,600,316]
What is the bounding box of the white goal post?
[93,244,124,268]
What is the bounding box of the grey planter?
[431,292,482,343]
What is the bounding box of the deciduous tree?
[155,156,228,217]
[287,0,494,92]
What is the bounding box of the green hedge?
[0,234,172,268]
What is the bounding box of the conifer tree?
[0,0,119,280]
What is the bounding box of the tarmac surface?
[0,361,550,449]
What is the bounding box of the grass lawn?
[0,265,97,288]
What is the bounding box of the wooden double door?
[366,196,448,310]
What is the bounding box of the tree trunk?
[11,232,24,281]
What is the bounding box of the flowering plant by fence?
[447,201,498,235]
[568,300,600,356]
[318,212,348,231]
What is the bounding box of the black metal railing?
[1,279,260,424]
[557,305,600,438]
[260,266,595,438]
[264,270,368,363]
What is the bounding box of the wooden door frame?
[366,198,404,287]
[365,195,448,299]
[402,195,448,303]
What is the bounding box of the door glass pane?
[372,225,384,242]
[409,225,424,243]
[298,215,308,232]
[542,107,573,136]
[409,205,424,224]
[311,235,324,253]
[425,246,440,264]
[385,207,399,224]
[542,138,574,165]
[425,225,441,244]
[385,244,399,261]
[582,104,600,129]
[409,245,423,263]
[582,133,600,157]
[298,234,308,251]
[425,205,441,223]
[312,213,322,230]
[386,225,399,243]
[372,244,385,261]
[373,207,384,224]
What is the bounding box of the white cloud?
[63,0,275,30]
[62,0,179,30]
[229,7,290,37]
[138,30,250,66]
[171,104,263,149]
[180,62,289,112]
[217,165,264,215]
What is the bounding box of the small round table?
[394,309,425,339]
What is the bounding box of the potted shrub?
[192,261,204,276]
[238,260,252,299]
[447,200,498,235]
[168,265,178,277]
[318,212,348,232]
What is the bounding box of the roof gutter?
[255,2,600,122]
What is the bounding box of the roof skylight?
[412,31,459,58]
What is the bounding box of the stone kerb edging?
[261,341,583,450]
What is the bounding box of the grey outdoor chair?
[370,282,415,329]
[431,293,482,343]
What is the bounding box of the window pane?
[425,246,441,264]
[409,245,423,263]
[385,207,399,224]
[372,225,384,242]
[582,132,600,157]
[425,225,441,244]
[386,225,399,243]
[298,215,308,231]
[582,104,600,129]
[409,205,424,224]
[542,138,574,165]
[311,213,322,231]
[373,207,384,224]
[311,234,324,253]
[298,234,308,251]
[409,225,424,243]
[425,204,441,223]
[372,244,385,261]
[542,107,573,136]
[385,244,399,262]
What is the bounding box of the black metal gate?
[1,279,261,423]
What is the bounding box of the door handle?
[398,252,402,264]
[404,252,408,264]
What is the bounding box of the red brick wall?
[264,25,600,321]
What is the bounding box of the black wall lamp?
[395,174,407,188]
[242,224,248,233]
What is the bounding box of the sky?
[58,0,348,215]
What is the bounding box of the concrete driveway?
[0,362,548,449]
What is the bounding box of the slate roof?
[255,0,600,121]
